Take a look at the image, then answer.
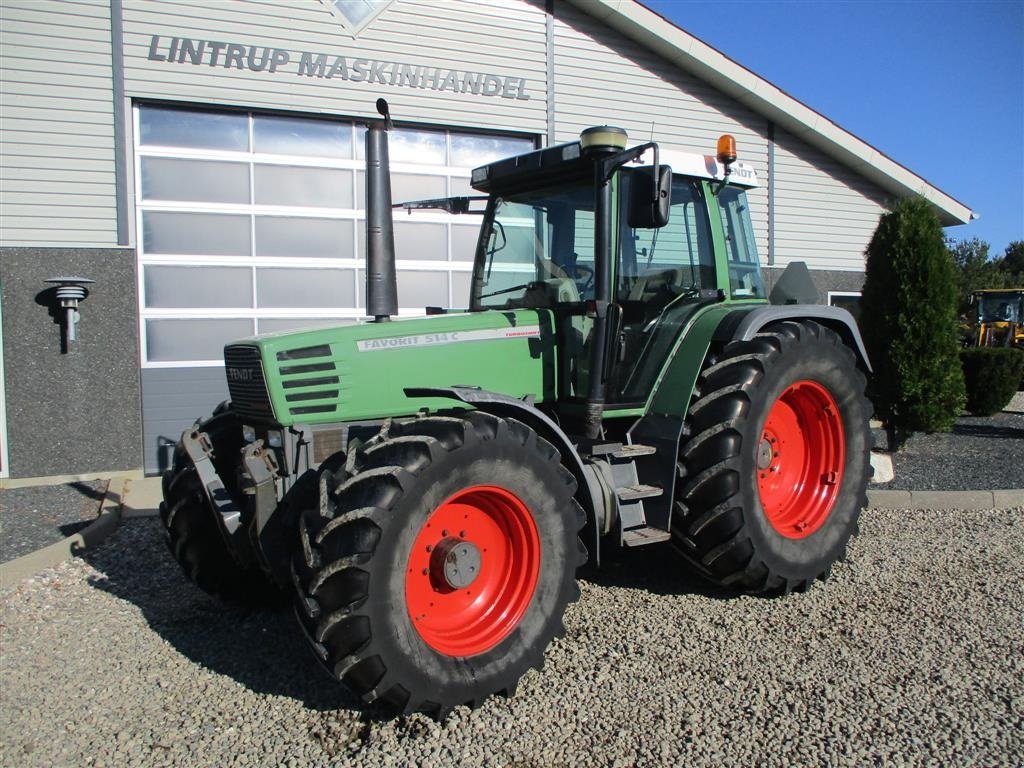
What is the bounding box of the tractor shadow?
[58,480,112,537]
[583,542,737,600]
[78,518,729,719]
[951,421,1024,440]
[78,517,393,719]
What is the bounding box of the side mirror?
[628,165,672,229]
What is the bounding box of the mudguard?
[404,385,602,566]
[714,304,872,372]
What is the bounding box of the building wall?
[0,0,119,247]
[120,0,548,133]
[0,248,142,477]
[763,266,866,303]
[140,367,228,473]
[773,127,890,271]
[551,3,771,260]
[1,0,917,477]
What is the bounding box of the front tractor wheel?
[292,412,586,717]
[674,320,872,594]
[160,409,281,606]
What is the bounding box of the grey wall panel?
[140,366,229,474]
[0,0,119,247]
[764,266,865,303]
[551,3,771,260]
[0,246,142,478]
[121,0,548,135]
[772,128,890,271]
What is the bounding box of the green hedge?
[959,348,1024,416]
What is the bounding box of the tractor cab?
[971,288,1024,348]
[466,128,763,419]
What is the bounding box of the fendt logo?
[323,0,395,38]
[227,367,254,383]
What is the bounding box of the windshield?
[470,180,595,310]
[978,293,1023,323]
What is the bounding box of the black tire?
[160,409,281,606]
[292,411,587,717]
[673,320,872,594]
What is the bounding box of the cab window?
[619,174,714,310]
[717,187,765,299]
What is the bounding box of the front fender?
[404,385,603,566]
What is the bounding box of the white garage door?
[134,103,534,366]
[134,103,534,472]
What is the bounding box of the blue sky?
[642,0,1024,257]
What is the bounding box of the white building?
[0,0,974,479]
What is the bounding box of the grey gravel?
[3,509,1023,768]
[0,481,107,562]
[883,410,1024,491]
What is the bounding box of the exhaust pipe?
[365,98,398,322]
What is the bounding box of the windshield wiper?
[393,196,487,214]
[479,281,541,299]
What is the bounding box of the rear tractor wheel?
[674,320,872,594]
[292,412,587,717]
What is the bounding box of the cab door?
[608,173,717,404]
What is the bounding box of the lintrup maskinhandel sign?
[145,35,532,100]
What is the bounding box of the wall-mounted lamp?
[45,276,94,344]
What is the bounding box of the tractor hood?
[223,310,556,425]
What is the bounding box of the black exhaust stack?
[365,98,398,322]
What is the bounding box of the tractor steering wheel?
[572,264,595,292]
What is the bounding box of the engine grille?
[224,345,274,421]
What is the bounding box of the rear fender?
[713,305,872,372]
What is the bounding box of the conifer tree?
[859,197,965,447]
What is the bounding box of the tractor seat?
[627,267,686,303]
[518,277,580,309]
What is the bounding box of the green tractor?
[161,102,873,716]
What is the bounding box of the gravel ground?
[883,408,1024,491]
[0,481,108,563]
[2,510,1022,768]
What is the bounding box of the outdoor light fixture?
[45,276,94,344]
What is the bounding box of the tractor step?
[581,442,657,460]
[616,484,663,502]
[622,526,671,547]
[585,441,623,457]
[613,444,657,459]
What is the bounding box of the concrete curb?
[867,489,1023,511]
[0,470,145,490]
[0,477,129,587]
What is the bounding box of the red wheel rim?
[756,380,845,539]
[405,485,540,657]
